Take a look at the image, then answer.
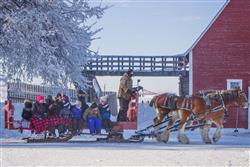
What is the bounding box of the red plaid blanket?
[30,116,72,133]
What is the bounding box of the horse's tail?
[149,96,156,107]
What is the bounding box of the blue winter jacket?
[71,106,82,119]
[98,104,111,120]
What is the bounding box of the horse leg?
[177,110,190,144]
[199,120,212,144]
[212,118,223,143]
[160,111,178,143]
[154,107,168,142]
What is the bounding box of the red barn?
[186,0,250,128]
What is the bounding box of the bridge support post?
[86,75,94,102]
[179,72,189,96]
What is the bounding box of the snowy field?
[1,102,250,166]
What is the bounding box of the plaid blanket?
[30,116,72,133]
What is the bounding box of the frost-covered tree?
[0,0,107,87]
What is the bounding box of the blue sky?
[90,0,226,93]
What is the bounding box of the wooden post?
[87,76,94,102]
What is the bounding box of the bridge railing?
[84,55,188,76]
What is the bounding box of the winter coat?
[22,109,32,121]
[60,101,71,118]
[81,100,89,114]
[48,100,63,116]
[83,107,101,120]
[71,106,82,119]
[45,98,54,114]
[98,103,111,120]
[22,100,33,121]
[32,101,47,119]
[77,90,86,102]
[118,73,133,100]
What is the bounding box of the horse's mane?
[219,89,240,101]
[196,89,219,96]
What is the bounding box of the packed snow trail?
[1,140,249,166]
[1,103,250,166]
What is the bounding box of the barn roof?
[184,0,230,56]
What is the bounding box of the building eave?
[184,0,231,56]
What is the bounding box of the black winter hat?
[78,89,86,95]
[24,100,32,108]
[127,69,134,75]
[90,102,98,109]
[56,93,62,98]
[46,95,53,100]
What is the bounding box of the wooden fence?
[7,82,77,103]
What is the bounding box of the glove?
[137,86,143,91]
[132,86,143,92]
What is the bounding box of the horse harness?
[180,92,228,121]
[161,94,178,110]
[207,92,229,119]
[201,91,227,113]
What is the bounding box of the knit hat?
[56,93,62,98]
[127,69,134,75]
[36,95,44,103]
[46,95,53,101]
[90,102,98,109]
[63,95,69,101]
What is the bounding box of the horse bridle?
[236,91,248,107]
[210,92,227,113]
[201,91,227,114]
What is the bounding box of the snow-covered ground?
[1,102,250,166]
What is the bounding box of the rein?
[183,91,227,120]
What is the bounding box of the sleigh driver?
[117,69,143,122]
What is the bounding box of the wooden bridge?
[84,55,189,76]
[2,55,189,103]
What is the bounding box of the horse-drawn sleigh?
[130,88,248,144]
[3,88,248,144]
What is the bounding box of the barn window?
[227,79,242,90]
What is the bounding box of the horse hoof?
[160,131,170,143]
[155,135,161,142]
[205,140,212,144]
[178,135,190,144]
[162,139,168,143]
[212,137,218,143]
[179,140,189,144]
[161,136,169,143]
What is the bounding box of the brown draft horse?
[199,89,248,144]
[149,93,193,142]
[149,93,176,125]
[149,93,178,141]
[158,89,248,144]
